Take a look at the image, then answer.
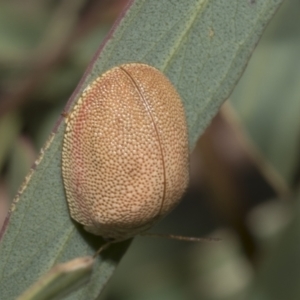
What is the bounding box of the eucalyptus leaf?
[16,256,94,300]
[0,0,283,299]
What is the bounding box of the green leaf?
[7,137,35,199]
[0,0,283,299]
[16,256,94,300]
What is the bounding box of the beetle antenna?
[93,241,112,258]
[140,232,221,243]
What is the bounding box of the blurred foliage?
[0,0,125,201]
[0,0,300,299]
[230,0,300,185]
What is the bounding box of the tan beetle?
[61,63,189,242]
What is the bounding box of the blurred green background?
[1,0,300,299]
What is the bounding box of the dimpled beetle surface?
[62,63,189,241]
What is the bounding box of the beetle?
[62,63,189,242]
